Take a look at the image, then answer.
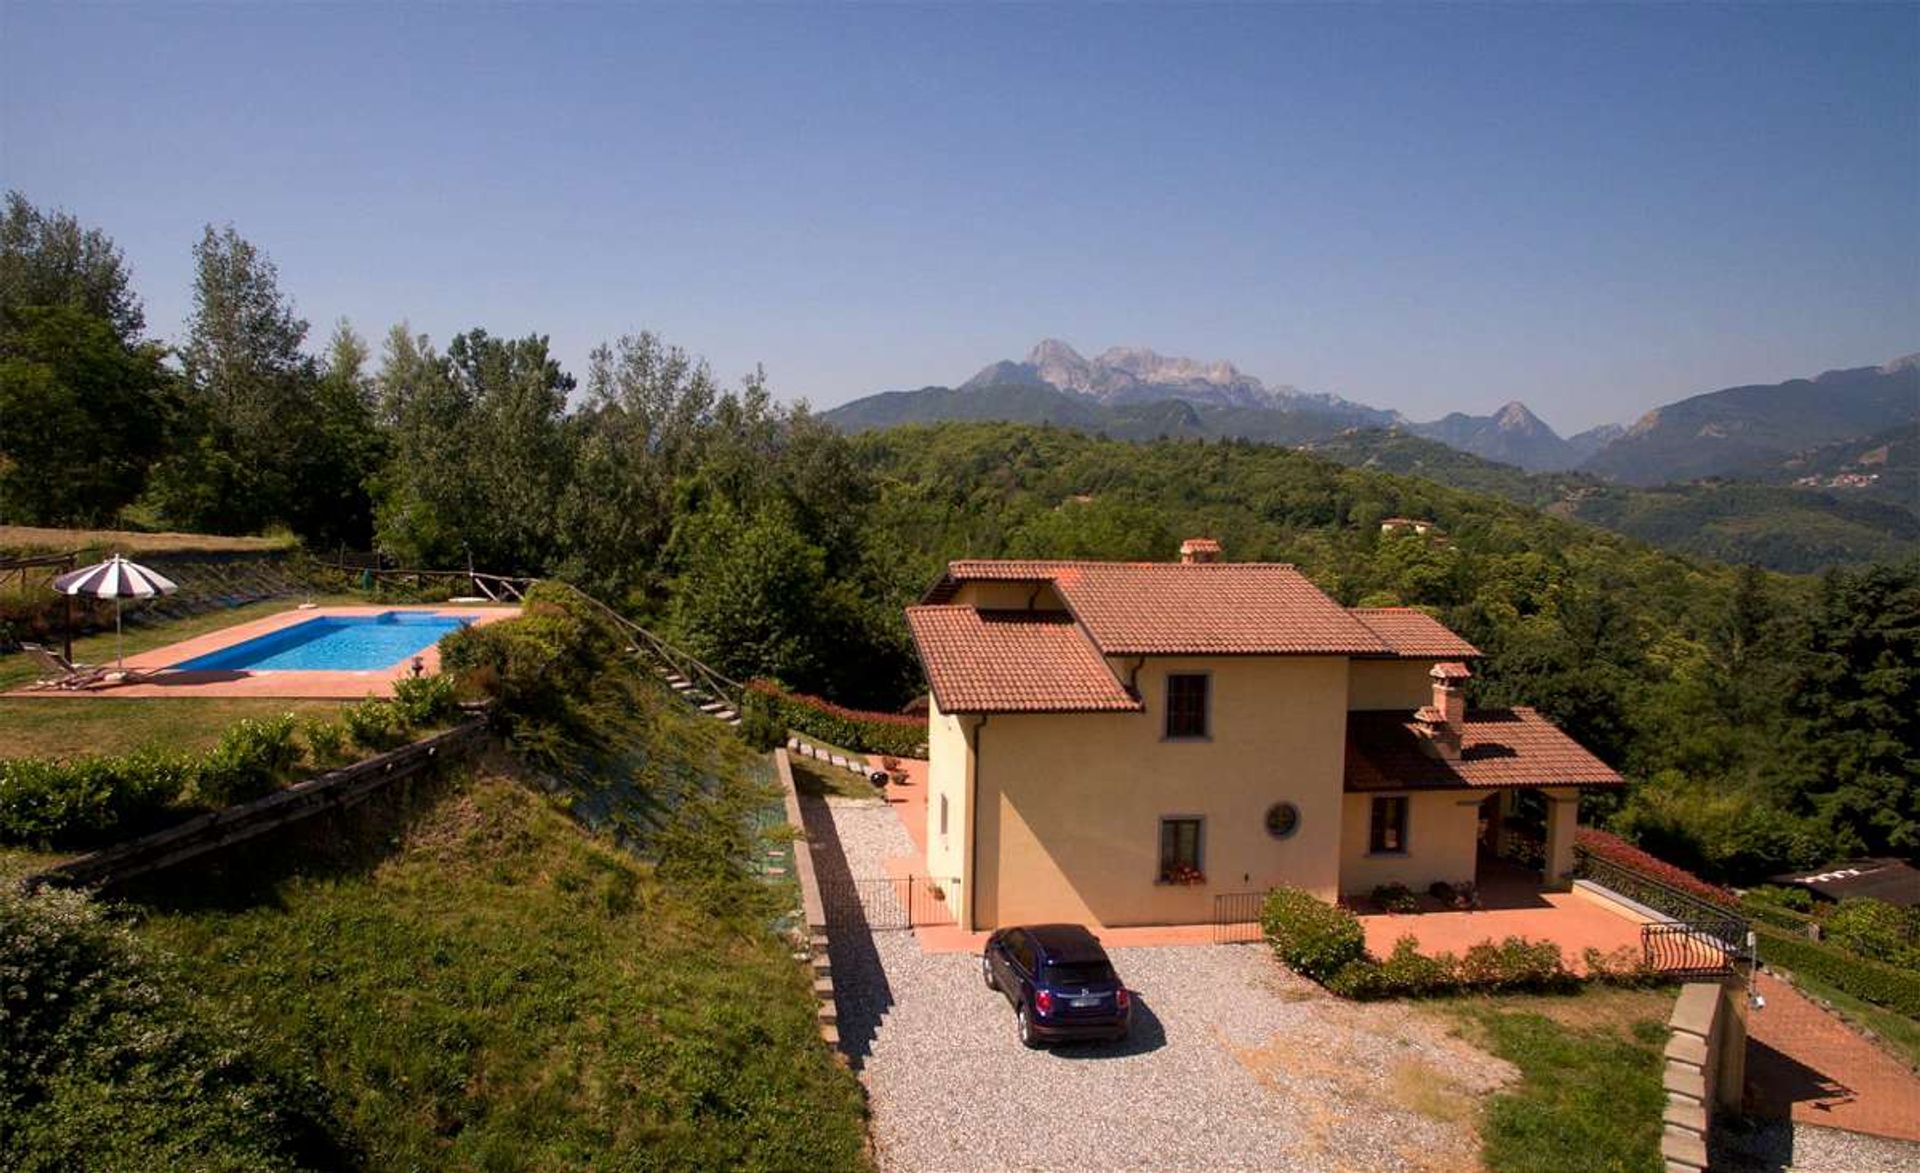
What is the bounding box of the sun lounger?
[19,643,111,690]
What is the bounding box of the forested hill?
[851,422,1918,883]
[3,190,1913,886]
[1299,429,1920,574]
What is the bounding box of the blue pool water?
[174,612,472,672]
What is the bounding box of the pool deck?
[11,604,520,699]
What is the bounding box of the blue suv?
[981,924,1131,1048]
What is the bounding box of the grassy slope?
[1428,986,1674,1173]
[0,524,297,556]
[134,766,869,1171]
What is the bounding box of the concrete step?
[669,680,694,691]
[816,1001,838,1026]
[699,702,728,713]
[809,933,828,951]
[818,1024,840,1048]
[811,956,831,977]
[812,977,834,999]
[714,709,738,721]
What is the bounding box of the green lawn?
[134,767,869,1171]
[1427,986,1675,1173]
[789,751,879,799]
[0,696,349,760]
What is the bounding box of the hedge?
[0,690,447,850]
[1575,828,1739,908]
[746,680,925,757]
[1260,886,1368,981]
[1756,925,1920,1019]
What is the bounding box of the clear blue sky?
[3,2,1915,432]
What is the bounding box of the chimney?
[1179,537,1222,564]
[1418,662,1472,761]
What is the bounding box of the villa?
[904,539,1623,931]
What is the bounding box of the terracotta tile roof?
[905,605,1142,714]
[1430,661,1474,680]
[1345,707,1624,791]
[928,561,1389,656]
[1349,608,1482,659]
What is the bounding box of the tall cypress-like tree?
[156,224,318,532]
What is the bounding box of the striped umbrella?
[51,554,179,671]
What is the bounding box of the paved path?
[1745,972,1920,1143]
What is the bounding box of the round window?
[1265,801,1301,840]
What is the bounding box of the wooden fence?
[22,721,489,894]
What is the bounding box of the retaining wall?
[1661,980,1747,1171]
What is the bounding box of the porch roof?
[1344,707,1625,791]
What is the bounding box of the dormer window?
[1164,673,1210,739]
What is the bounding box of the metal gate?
[818,874,962,932]
[1212,891,1266,944]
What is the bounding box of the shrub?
[1371,883,1419,914]
[191,714,300,807]
[745,679,924,757]
[736,690,786,753]
[1459,937,1577,993]
[391,673,460,728]
[300,717,350,767]
[1824,898,1920,969]
[0,752,186,849]
[1745,884,1815,914]
[1324,935,1576,1000]
[1582,946,1664,988]
[342,699,408,751]
[0,885,336,1168]
[1575,828,1739,908]
[1757,925,1920,1018]
[1261,886,1367,981]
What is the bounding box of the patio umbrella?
[51,554,179,671]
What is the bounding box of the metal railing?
[1643,921,1743,976]
[1574,852,1748,946]
[1212,891,1266,944]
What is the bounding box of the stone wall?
[1662,980,1747,1171]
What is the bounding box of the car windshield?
[1043,961,1116,988]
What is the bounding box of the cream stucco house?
[904,539,1624,931]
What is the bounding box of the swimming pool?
[173,612,472,672]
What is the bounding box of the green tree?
[0,305,173,524]
[155,224,318,532]
[0,190,145,346]
[671,504,830,686]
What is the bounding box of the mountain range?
[823,339,1919,484]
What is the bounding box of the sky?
[3,3,1915,434]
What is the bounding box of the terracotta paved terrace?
[1353,861,1658,972]
[11,604,519,699]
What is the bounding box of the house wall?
[1337,790,1482,895]
[970,655,1350,929]
[1347,660,1438,711]
[948,581,1065,611]
[923,694,973,915]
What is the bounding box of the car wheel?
[981,954,999,991]
[1017,1003,1042,1049]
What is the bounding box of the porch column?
[1542,787,1581,887]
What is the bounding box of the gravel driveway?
[813,796,1513,1173]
